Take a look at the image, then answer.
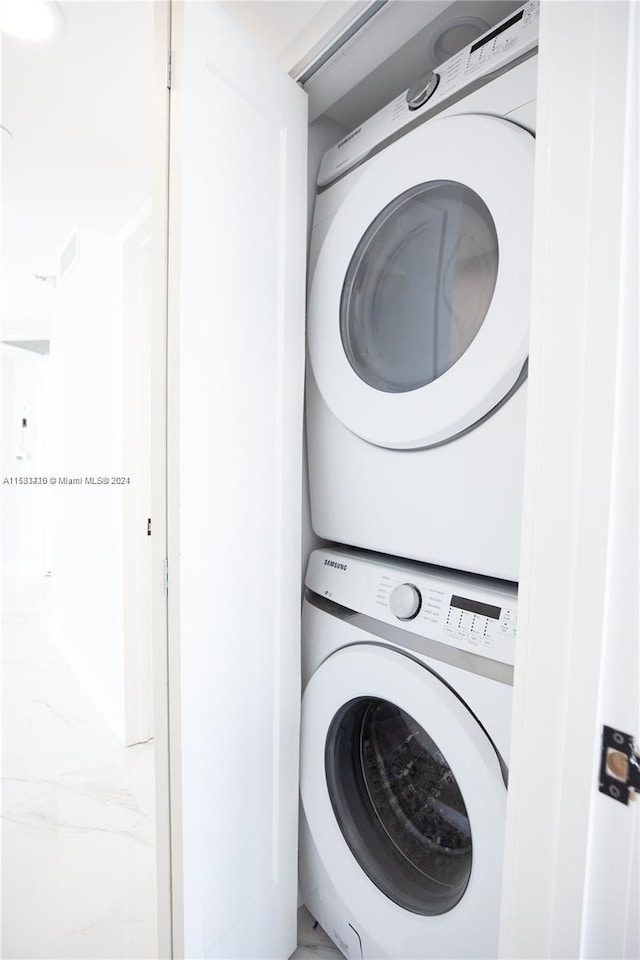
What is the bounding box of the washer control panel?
[444,594,517,648]
[318,0,539,187]
[307,548,518,666]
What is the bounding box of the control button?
[406,71,440,110]
[389,583,422,621]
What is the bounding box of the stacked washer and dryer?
[300,3,538,959]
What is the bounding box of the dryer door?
[307,114,534,449]
[300,643,507,957]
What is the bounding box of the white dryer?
[306,2,539,581]
[299,547,517,959]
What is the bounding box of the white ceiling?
[219,1,368,73]
[2,0,155,287]
[220,0,328,60]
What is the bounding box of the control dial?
[389,583,422,620]
[406,70,440,111]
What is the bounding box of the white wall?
[301,115,349,582]
[121,210,154,746]
[1,344,49,576]
[48,227,126,743]
[307,115,347,243]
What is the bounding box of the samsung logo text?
[337,128,361,149]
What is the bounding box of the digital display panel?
[470,9,524,53]
[451,595,501,620]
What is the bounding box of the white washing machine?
[306,2,539,581]
[299,547,517,959]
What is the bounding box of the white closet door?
[499,2,640,958]
[166,3,307,957]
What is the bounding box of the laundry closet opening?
[295,4,537,958]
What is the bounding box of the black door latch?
[599,725,640,805]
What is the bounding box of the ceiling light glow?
[0,0,64,43]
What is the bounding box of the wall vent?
[60,230,79,281]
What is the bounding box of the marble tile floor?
[1,575,157,959]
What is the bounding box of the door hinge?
[164,557,169,596]
[147,518,152,536]
[599,725,640,805]
[166,50,172,90]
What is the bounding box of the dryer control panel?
[307,548,518,667]
[318,0,539,187]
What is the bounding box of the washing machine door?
[308,114,534,449]
[300,643,506,956]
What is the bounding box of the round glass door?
[325,697,472,916]
[340,181,498,394]
[307,114,534,449]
